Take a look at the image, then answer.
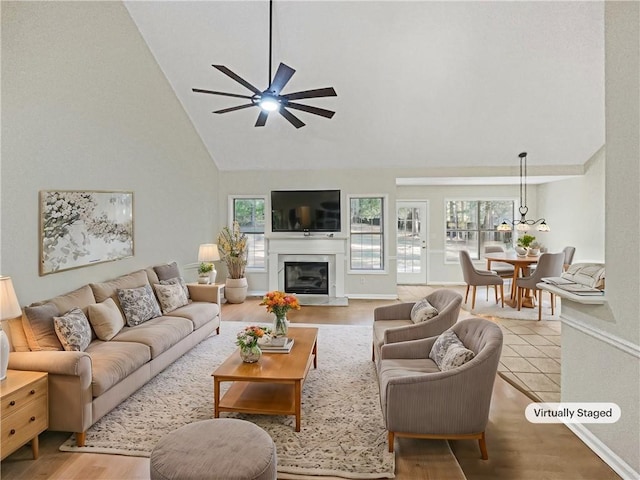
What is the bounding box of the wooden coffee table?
[212,327,318,431]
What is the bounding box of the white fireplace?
[267,236,347,300]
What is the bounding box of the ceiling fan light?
[259,96,280,112]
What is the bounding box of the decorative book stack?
[261,338,295,353]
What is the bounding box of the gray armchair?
[372,289,462,362]
[378,317,503,458]
[459,250,504,309]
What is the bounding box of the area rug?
[60,322,395,479]
[457,287,561,321]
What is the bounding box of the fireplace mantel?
[267,236,347,299]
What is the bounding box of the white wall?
[538,147,606,262]
[561,3,639,477]
[1,1,219,305]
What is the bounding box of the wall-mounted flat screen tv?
[271,190,341,232]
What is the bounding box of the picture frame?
[39,190,134,275]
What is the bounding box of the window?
[350,196,384,270]
[445,200,514,261]
[232,197,265,269]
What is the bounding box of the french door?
[396,201,428,284]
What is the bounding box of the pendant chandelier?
[497,152,550,232]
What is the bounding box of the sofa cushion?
[169,302,220,330]
[118,284,162,327]
[111,316,194,358]
[6,318,30,352]
[90,270,150,313]
[429,329,474,370]
[22,302,63,351]
[410,298,439,323]
[154,283,188,314]
[85,340,151,397]
[53,307,92,352]
[49,285,96,317]
[87,298,125,341]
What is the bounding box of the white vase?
[225,277,248,304]
[0,329,9,381]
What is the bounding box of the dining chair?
[459,250,504,309]
[563,246,576,271]
[483,245,515,292]
[516,252,565,320]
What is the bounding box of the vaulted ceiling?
[124,1,604,173]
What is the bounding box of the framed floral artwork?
[39,190,134,275]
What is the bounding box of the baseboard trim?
[566,423,640,480]
[346,293,398,300]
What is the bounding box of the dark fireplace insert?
[284,261,329,295]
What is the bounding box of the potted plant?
[197,262,213,284]
[217,221,248,303]
[516,234,536,256]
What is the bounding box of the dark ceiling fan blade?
[279,107,305,129]
[282,87,337,101]
[214,104,256,114]
[255,110,269,127]
[192,88,254,100]
[268,63,296,95]
[284,102,335,119]
[212,65,262,94]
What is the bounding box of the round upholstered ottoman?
[150,418,277,480]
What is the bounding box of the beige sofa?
[3,264,221,447]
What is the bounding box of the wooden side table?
[1,370,48,460]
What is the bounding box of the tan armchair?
[378,317,503,458]
[372,289,462,362]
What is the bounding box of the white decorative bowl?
[515,247,527,257]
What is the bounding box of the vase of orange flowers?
[236,325,268,363]
[260,291,301,337]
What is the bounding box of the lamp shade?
[198,244,220,263]
[0,276,22,320]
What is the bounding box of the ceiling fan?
[192,0,337,129]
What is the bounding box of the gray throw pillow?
[154,262,181,281]
[22,302,63,351]
[53,307,92,352]
[429,329,465,367]
[154,282,189,314]
[410,298,439,323]
[117,284,162,327]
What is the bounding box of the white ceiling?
[124,1,605,174]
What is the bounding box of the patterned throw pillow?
[439,344,475,371]
[410,298,439,323]
[53,307,92,352]
[428,328,473,369]
[160,276,190,301]
[117,284,162,327]
[154,283,189,314]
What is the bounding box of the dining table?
[484,252,539,308]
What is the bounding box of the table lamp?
[0,276,22,381]
[198,244,220,284]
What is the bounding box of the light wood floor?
[0,296,621,480]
